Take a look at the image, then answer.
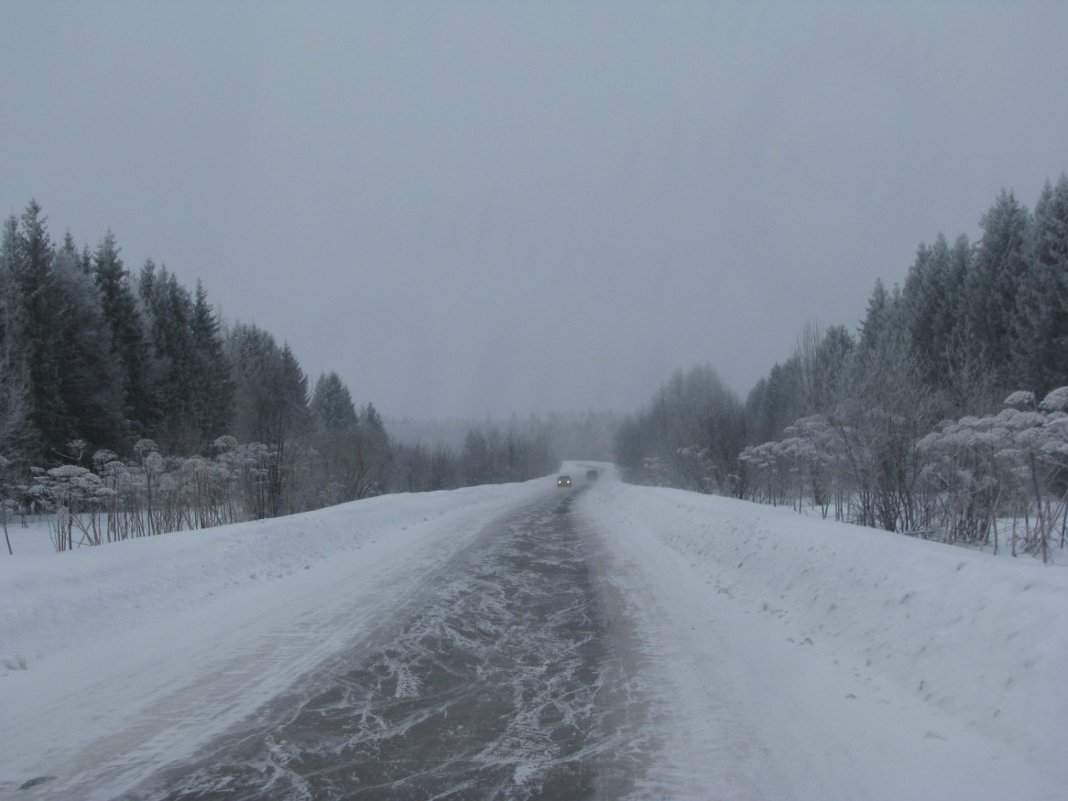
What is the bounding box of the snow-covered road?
[124,489,646,800]
[2,465,1066,800]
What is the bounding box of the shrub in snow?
[740,416,846,517]
[6,434,304,551]
[740,387,1067,560]
[1003,390,1036,411]
[917,387,1068,560]
[1039,386,1068,413]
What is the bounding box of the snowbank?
[0,479,551,798]
[1,482,548,674]
[578,475,1068,799]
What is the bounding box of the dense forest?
[616,176,1068,560]
[0,201,559,552]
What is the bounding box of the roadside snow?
[0,479,549,798]
[577,469,1068,800]
[2,466,1065,800]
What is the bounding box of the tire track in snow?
[123,491,649,800]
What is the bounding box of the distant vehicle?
[586,469,599,481]
[556,475,572,488]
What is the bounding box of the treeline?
[388,410,618,465]
[393,423,557,494]
[616,176,1068,559]
[1,201,235,461]
[0,201,556,552]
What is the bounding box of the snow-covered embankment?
[578,474,1068,800]
[0,479,551,798]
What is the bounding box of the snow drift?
[577,473,1068,799]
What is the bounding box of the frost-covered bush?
[917,387,1068,560]
[740,414,876,523]
[17,436,291,551]
[740,388,1067,560]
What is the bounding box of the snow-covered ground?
[576,469,1067,800]
[0,480,551,799]
[2,465,1065,799]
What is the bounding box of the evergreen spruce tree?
[3,202,74,461]
[902,237,944,380]
[753,359,803,443]
[900,233,973,403]
[310,371,357,432]
[0,218,31,460]
[963,190,1032,390]
[1012,175,1068,394]
[226,324,311,514]
[858,278,894,355]
[227,324,308,449]
[52,234,126,452]
[93,231,158,441]
[228,322,277,445]
[139,262,198,451]
[360,402,387,447]
[189,281,233,444]
[277,343,310,439]
[0,217,17,371]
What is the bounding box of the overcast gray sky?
[2,2,1066,419]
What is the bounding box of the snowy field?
[2,465,1066,799]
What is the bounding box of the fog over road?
[124,487,649,800]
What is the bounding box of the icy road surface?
[123,490,646,800]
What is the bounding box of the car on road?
[586,469,599,481]
[556,475,572,488]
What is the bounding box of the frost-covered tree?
[229,323,278,445]
[747,359,803,444]
[901,233,974,405]
[393,442,431,492]
[461,429,491,485]
[227,324,309,515]
[963,190,1033,391]
[794,322,855,418]
[453,420,552,489]
[1012,175,1068,396]
[93,231,158,440]
[355,402,390,493]
[140,261,199,452]
[0,212,132,458]
[304,371,360,506]
[746,323,852,448]
[615,366,745,493]
[841,321,936,530]
[189,281,233,444]
[0,223,31,462]
[310,372,357,432]
[858,278,896,355]
[278,344,310,439]
[1,202,76,460]
[51,236,126,451]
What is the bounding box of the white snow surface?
[576,470,1067,800]
[2,465,1066,800]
